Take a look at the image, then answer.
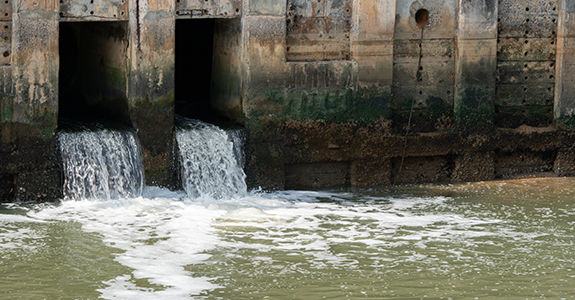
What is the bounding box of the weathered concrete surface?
[350,0,394,122]
[286,0,352,61]
[176,0,240,18]
[0,0,12,65]
[247,120,575,189]
[453,151,495,182]
[0,0,62,201]
[235,0,575,190]
[496,0,557,128]
[555,0,575,128]
[454,0,496,131]
[392,0,456,133]
[60,0,128,20]
[128,0,177,187]
[3,0,575,200]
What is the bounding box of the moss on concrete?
[130,93,176,188]
[454,86,494,132]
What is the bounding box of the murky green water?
[2,178,575,299]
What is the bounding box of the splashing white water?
[176,118,247,199]
[59,129,144,200]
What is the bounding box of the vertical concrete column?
[241,0,288,190]
[242,0,287,121]
[212,18,243,123]
[554,0,575,129]
[128,0,176,187]
[454,0,497,131]
[553,1,575,175]
[350,0,395,120]
[4,0,61,200]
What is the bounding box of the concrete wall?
[1,0,575,201]
[238,0,575,190]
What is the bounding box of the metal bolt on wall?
[0,0,11,66]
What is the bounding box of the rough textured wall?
[496,0,557,128]
[0,0,62,201]
[554,0,575,128]
[241,0,575,190]
[392,0,456,133]
[2,0,575,200]
[286,0,352,61]
[0,0,12,65]
[454,0,497,131]
[128,0,177,187]
[175,0,240,18]
[60,0,128,20]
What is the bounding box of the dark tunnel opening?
[58,21,130,129]
[175,19,224,123]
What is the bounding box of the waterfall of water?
[176,118,248,199]
[59,129,145,200]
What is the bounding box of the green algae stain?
[455,86,494,130]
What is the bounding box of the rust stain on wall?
[60,0,128,20]
[19,0,56,11]
[176,0,240,18]
[286,0,352,61]
[0,0,11,65]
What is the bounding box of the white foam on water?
[10,187,549,298]
[0,207,48,251]
[28,187,226,299]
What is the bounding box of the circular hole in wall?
[415,9,429,28]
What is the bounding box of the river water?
[2,121,575,299]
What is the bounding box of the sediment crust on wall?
[245,120,575,190]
